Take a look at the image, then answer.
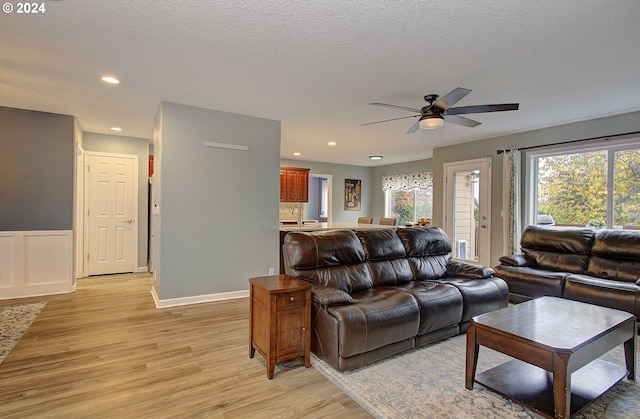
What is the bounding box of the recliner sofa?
[494,225,640,321]
[282,227,508,372]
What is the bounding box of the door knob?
[123,219,133,224]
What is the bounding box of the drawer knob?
[289,296,295,302]
[302,327,306,332]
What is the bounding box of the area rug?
[0,303,46,365]
[311,335,640,419]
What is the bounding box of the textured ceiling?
[1,1,639,166]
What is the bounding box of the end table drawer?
[276,290,307,308]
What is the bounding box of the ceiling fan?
[362,87,519,133]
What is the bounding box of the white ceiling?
[2,1,639,166]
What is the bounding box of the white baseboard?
[151,286,249,309]
[136,266,149,273]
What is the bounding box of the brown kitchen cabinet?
[280,167,309,202]
[249,275,311,379]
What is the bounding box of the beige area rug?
[311,335,640,419]
[0,303,47,365]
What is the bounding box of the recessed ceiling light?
[369,155,383,160]
[328,141,337,146]
[101,76,120,84]
[293,152,301,156]
[110,127,122,132]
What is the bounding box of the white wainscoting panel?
[0,231,75,299]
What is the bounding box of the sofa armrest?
[311,285,354,306]
[446,260,495,279]
[498,254,535,267]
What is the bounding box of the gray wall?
[83,132,150,269]
[304,177,321,220]
[0,106,74,231]
[370,159,433,223]
[433,110,640,267]
[280,159,372,223]
[154,102,281,300]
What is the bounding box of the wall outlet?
[268,267,275,275]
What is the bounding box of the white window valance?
[382,171,433,191]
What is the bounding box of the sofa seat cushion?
[327,289,420,358]
[391,282,463,335]
[433,277,509,322]
[494,265,567,299]
[564,274,640,318]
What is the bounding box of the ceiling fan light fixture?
[369,155,383,160]
[419,114,444,129]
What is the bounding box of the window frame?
[384,186,433,225]
[524,137,640,229]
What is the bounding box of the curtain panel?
[502,149,521,255]
[382,171,433,191]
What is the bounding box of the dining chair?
[379,217,397,226]
[357,217,373,224]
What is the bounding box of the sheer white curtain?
[502,149,521,255]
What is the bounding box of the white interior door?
[443,158,492,266]
[86,152,137,275]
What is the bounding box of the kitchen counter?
[279,221,398,232]
[279,219,319,225]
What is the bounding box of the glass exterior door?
[444,158,491,265]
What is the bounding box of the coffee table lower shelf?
[475,358,628,418]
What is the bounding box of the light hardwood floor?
[0,273,372,419]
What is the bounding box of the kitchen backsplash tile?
[279,202,305,220]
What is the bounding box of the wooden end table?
[249,275,311,379]
[466,297,636,419]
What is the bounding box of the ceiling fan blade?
[406,120,420,134]
[370,102,422,113]
[361,114,419,126]
[432,87,472,111]
[444,114,481,128]
[446,103,519,115]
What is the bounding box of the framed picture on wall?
[344,179,361,211]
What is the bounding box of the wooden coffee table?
[466,297,636,419]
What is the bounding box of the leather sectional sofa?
[494,225,640,322]
[282,227,508,372]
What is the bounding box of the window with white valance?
[382,171,433,191]
[382,171,433,225]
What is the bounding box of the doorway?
[443,158,492,266]
[306,174,332,223]
[84,152,139,275]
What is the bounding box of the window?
[528,142,640,229]
[382,172,433,226]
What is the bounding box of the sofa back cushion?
[283,229,373,293]
[396,227,451,280]
[586,229,640,282]
[356,229,413,286]
[520,226,594,274]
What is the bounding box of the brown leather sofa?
[494,225,640,322]
[282,227,508,372]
